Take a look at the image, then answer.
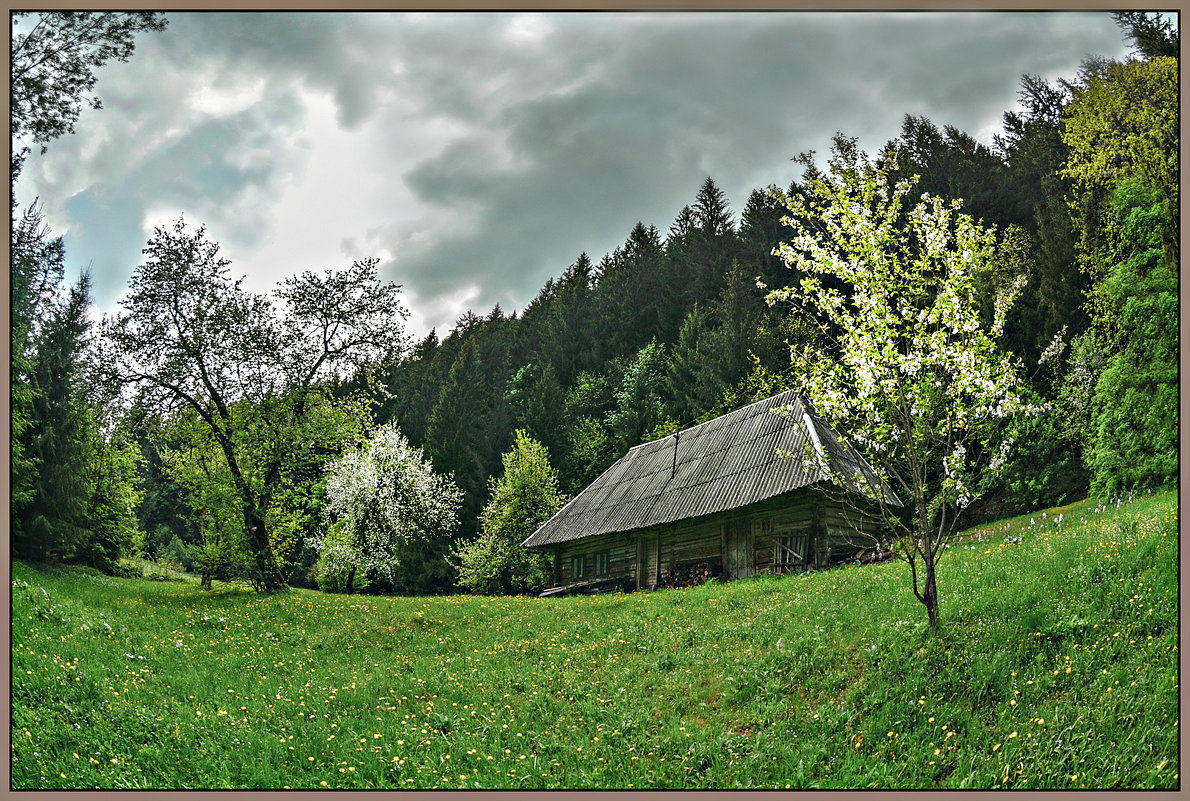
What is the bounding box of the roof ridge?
[668,388,802,439]
[619,388,802,454]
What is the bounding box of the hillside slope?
[11,490,1178,789]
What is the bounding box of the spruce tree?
[16,274,93,561]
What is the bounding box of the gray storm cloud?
[13,11,1131,337]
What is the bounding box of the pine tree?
[665,304,714,423]
[592,222,667,361]
[606,339,669,454]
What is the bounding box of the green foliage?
[606,339,669,454]
[423,314,515,541]
[560,414,614,496]
[9,491,1177,789]
[455,431,564,596]
[158,535,193,572]
[664,303,714,422]
[892,114,1012,228]
[10,203,66,540]
[152,411,257,585]
[972,390,1088,522]
[14,272,94,563]
[590,222,668,362]
[102,219,406,590]
[1062,55,1178,271]
[73,429,145,574]
[505,362,566,466]
[1084,181,1178,495]
[1112,11,1179,59]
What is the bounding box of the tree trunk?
[200,506,212,588]
[244,507,287,591]
[346,566,356,596]
[923,559,939,631]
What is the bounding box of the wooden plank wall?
[552,531,637,586]
[544,486,894,590]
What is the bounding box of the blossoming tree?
[765,137,1051,630]
[315,423,461,594]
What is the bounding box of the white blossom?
[767,142,1041,622]
[316,423,462,580]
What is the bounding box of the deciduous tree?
[455,430,563,596]
[1083,179,1178,494]
[101,218,406,590]
[767,138,1047,630]
[11,11,167,176]
[1061,55,1178,271]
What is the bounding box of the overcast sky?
[14,11,1134,340]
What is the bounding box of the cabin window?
[571,554,586,581]
[593,551,609,577]
[774,526,812,570]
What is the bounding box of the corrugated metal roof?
[522,390,901,548]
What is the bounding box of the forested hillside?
[11,13,1178,596]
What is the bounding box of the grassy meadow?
[11,490,1178,789]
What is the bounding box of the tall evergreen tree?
[688,177,739,305]
[892,115,1013,228]
[15,274,94,561]
[738,188,792,291]
[606,339,669,455]
[10,204,66,525]
[994,76,1087,365]
[506,361,567,467]
[539,254,597,386]
[665,303,714,423]
[423,309,515,542]
[592,222,668,361]
[372,330,443,447]
[1113,11,1179,60]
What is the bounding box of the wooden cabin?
[521,389,900,595]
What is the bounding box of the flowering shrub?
[314,424,461,592]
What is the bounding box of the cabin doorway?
[724,520,752,579]
[637,534,659,590]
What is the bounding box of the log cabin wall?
[552,531,638,587]
[545,486,891,592]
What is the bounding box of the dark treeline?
[12,13,1178,595]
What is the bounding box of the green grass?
[11,490,1178,789]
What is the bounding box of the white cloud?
[140,206,189,235]
[501,13,554,47]
[403,282,483,340]
[190,75,268,117]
